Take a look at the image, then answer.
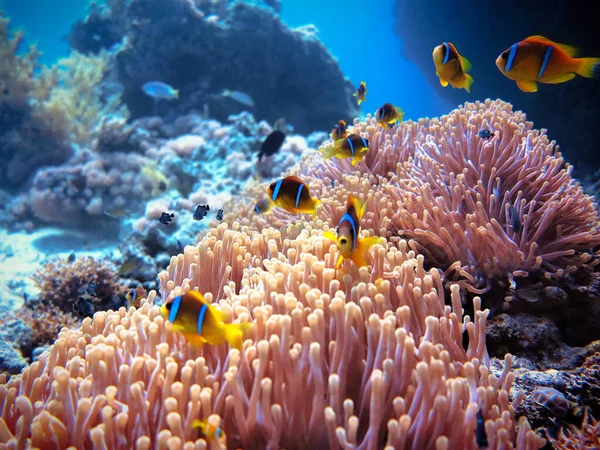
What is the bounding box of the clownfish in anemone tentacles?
[267,175,321,216]
[330,119,348,141]
[160,291,252,350]
[323,194,386,269]
[432,42,474,92]
[319,134,369,166]
[192,418,227,445]
[374,102,404,128]
[496,35,600,92]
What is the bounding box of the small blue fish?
[193,204,210,221]
[478,129,496,140]
[475,408,488,448]
[508,202,521,233]
[216,209,224,221]
[222,89,255,107]
[160,212,174,225]
[176,239,185,253]
[142,81,179,100]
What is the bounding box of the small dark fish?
[216,209,224,221]
[330,179,335,188]
[158,180,168,192]
[254,198,272,214]
[475,408,488,448]
[258,130,286,161]
[159,212,175,225]
[193,204,210,221]
[176,239,185,253]
[478,129,495,140]
[67,252,76,263]
[73,298,95,317]
[86,282,97,297]
[118,256,144,276]
[509,203,522,233]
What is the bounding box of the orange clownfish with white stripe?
[160,290,251,350]
[432,42,474,93]
[496,35,600,93]
[323,195,386,269]
[193,418,227,445]
[267,175,321,216]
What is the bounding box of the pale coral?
[0,223,546,449]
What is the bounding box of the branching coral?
[549,409,600,449]
[8,304,80,350]
[227,99,600,295]
[31,255,127,314]
[0,223,545,449]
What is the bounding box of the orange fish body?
[323,195,385,269]
[330,119,348,141]
[267,175,321,216]
[374,103,404,127]
[432,42,474,93]
[192,419,227,445]
[161,291,251,350]
[253,197,273,214]
[126,286,147,308]
[353,81,367,105]
[496,35,600,92]
[319,134,369,166]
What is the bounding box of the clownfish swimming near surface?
[319,134,369,166]
[160,291,252,350]
[323,194,386,269]
[330,119,348,141]
[267,175,321,216]
[353,81,367,105]
[496,35,600,92]
[374,102,404,128]
[192,418,227,445]
[432,42,474,92]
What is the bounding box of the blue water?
[282,0,453,120]
[2,0,452,120]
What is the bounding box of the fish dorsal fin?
[460,55,472,72]
[285,175,304,185]
[525,35,579,56]
[348,194,367,221]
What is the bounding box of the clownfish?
[432,42,474,92]
[330,119,348,141]
[323,194,386,269]
[160,291,252,350]
[254,197,273,214]
[353,81,367,105]
[496,35,600,93]
[319,134,369,166]
[267,176,321,216]
[374,103,404,128]
[192,418,227,445]
[126,286,147,308]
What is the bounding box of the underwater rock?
[0,341,27,375]
[394,0,600,174]
[31,345,50,362]
[89,0,359,133]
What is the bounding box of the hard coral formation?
[0,223,545,448]
[72,0,359,132]
[0,11,127,187]
[32,255,126,314]
[229,99,600,296]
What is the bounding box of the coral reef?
[227,99,600,298]
[0,223,546,448]
[31,255,127,314]
[70,0,359,132]
[0,11,127,187]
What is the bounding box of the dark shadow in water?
[32,231,119,253]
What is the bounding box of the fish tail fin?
[357,98,363,105]
[319,145,338,160]
[312,199,322,216]
[192,419,207,430]
[223,322,252,351]
[575,57,600,78]
[351,236,386,268]
[349,194,367,221]
[452,72,474,93]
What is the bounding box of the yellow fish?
[266,175,321,217]
[353,81,367,105]
[319,134,369,166]
[161,291,251,350]
[323,194,385,269]
[330,119,348,141]
[192,418,227,445]
[374,103,404,128]
[432,42,474,92]
[126,286,147,307]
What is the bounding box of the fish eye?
[340,238,347,245]
[440,45,447,55]
[501,51,508,60]
[165,302,172,310]
[269,182,276,191]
